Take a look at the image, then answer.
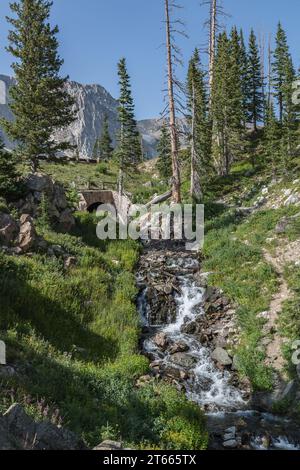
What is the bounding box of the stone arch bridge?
[78,189,131,222]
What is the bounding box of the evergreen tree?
[211,32,244,175]
[0,138,19,199]
[98,115,114,161]
[239,29,249,129]
[115,58,142,193]
[272,23,294,123]
[264,102,280,175]
[247,29,264,131]
[272,23,297,171]
[3,0,75,172]
[156,123,172,180]
[187,49,211,200]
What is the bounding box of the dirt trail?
[262,240,300,372]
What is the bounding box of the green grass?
[0,212,207,449]
[39,160,164,205]
[201,164,300,391]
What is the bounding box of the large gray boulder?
[52,183,68,210]
[0,403,86,450]
[18,215,37,252]
[211,347,232,366]
[26,173,53,193]
[93,440,123,450]
[0,212,18,245]
[169,352,197,369]
[58,208,75,233]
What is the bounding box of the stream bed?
[136,241,300,450]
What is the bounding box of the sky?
[0,0,299,119]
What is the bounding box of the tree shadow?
[0,256,118,363]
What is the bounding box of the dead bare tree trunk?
[267,34,272,107]
[258,32,266,122]
[209,0,217,99]
[165,0,181,203]
[190,82,203,200]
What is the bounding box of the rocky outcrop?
[18,214,37,252]
[0,403,86,450]
[0,212,18,245]
[16,172,75,232]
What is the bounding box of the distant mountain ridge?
[0,74,161,159]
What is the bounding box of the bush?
[96,162,108,175]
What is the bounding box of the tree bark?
[190,81,203,200]
[165,0,181,203]
[209,0,217,100]
[145,189,173,208]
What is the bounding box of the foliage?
[2,0,75,171]
[0,139,21,199]
[93,115,114,161]
[0,212,207,449]
[115,58,142,178]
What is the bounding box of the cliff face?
[0,74,160,159]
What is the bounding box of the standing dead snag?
[202,0,228,102]
[209,0,217,96]
[164,0,182,204]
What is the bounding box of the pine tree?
[187,49,211,200]
[272,23,297,171]
[156,123,172,180]
[3,0,75,172]
[0,138,19,199]
[247,29,264,131]
[116,58,142,193]
[239,29,249,129]
[264,102,280,175]
[98,115,113,161]
[272,23,293,124]
[211,32,244,175]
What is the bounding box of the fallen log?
[145,190,172,208]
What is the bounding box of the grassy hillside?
[202,163,300,393]
[0,210,208,449]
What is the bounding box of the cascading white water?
[141,268,246,410]
[138,250,300,449]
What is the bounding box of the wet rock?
[153,332,169,350]
[169,352,197,369]
[211,347,232,366]
[223,439,238,449]
[180,320,197,335]
[163,366,185,381]
[225,426,236,435]
[168,341,189,354]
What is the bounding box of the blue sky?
[0,0,299,119]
